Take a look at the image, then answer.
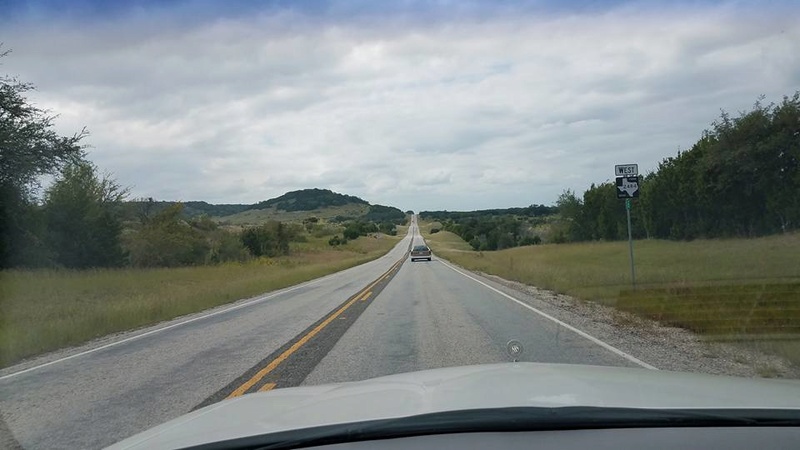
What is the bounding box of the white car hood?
[109,363,800,449]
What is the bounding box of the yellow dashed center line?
[225,257,405,399]
[226,291,365,399]
[258,382,277,392]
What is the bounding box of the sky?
[2,0,799,211]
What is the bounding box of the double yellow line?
[226,256,406,398]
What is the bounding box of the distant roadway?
[0,217,652,449]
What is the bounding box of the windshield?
[1,1,799,449]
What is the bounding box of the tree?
[303,216,319,232]
[637,92,800,239]
[43,161,128,268]
[125,203,210,267]
[364,204,406,224]
[206,228,250,264]
[0,182,51,266]
[378,222,397,235]
[343,225,361,240]
[758,94,800,233]
[342,221,379,240]
[240,221,290,257]
[555,189,584,241]
[0,48,87,267]
[0,51,86,191]
[425,209,554,250]
[582,183,627,240]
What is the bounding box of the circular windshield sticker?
[506,340,523,361]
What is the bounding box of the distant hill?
[124,188,406,226]
[363,204,407,223]
[252,188,368,212]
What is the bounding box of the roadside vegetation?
[553,93,800,242]
[424,225,800,366]
[420,93,800,249]
[420,205,555,250]
[0,234,401,368]
[0,54,408,368]
[421,93,800,369]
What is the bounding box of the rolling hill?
[252,188,368,212]
[125,189,406,226]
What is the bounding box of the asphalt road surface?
[0,218,650,449]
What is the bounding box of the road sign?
[615,164,638,177]
[615,163,639,290]
[616,176,639,198]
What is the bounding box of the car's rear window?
[413,246,429,251]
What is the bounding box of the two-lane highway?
[0,218,652,449]
[305,221,649,384]
[0,231,413,449]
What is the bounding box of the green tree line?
[1,48,86,268]
[122,200,251,219]
[362,204,407,224]
[420,207,551,251]
[1,52,327,269]
[422,204,555,221]
[557,93,800,242]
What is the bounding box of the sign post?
[625,198,636,289]
[615,164,639,290]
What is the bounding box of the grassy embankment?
[0,234,401,369]
[421,222,800,367]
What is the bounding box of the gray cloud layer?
[4,4,799,210]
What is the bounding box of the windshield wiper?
[185,406,800,450]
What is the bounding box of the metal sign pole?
[616,164,639,291]
[625,198,636,290]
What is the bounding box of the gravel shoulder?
[466,268,800,379]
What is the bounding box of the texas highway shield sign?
[616,176,640,198]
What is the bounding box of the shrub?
[379,222,397,236]
[328,235,347,246]
[519,235,542,246]
[240,221,290,257]
[343,226,360,240]
[125,204,210,267]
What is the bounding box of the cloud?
[3,1,799,210]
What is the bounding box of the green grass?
[426,230,800,300]
[618,284,800,335]
[423,223,473,252]
[423,225,800,367]
[0,234,400,369]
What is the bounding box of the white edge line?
[3,235,415,381]
[439,259,658,370]
[0,277,332,381]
